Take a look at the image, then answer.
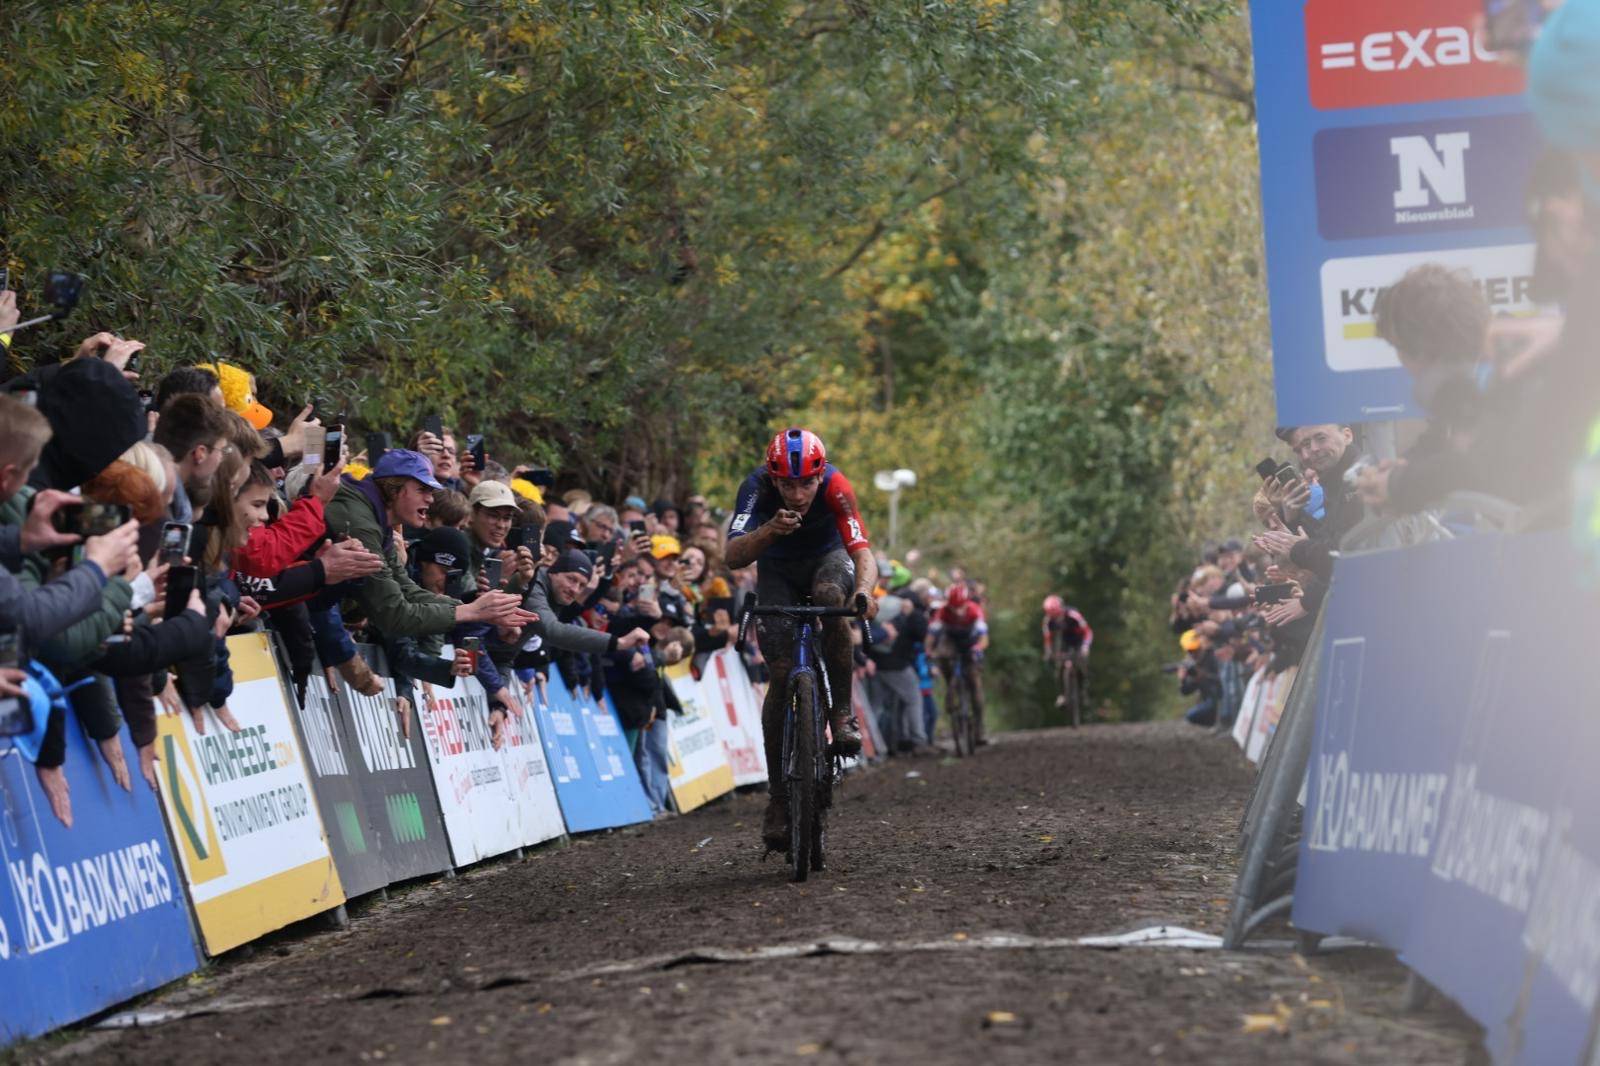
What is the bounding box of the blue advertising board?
[528,667,651,834]
[1295,531,1600,1064]
[1250,0,1536,426]
[0,717,200,1043]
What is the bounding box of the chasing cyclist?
[724,428,880,852]
[930,583,989,746]
[1042,594,1093,716]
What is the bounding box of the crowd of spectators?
[0,289,986,831]
[1165,0,1600,726]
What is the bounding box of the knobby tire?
[964,671,981,753]
[951,672,972,758]
[788,671,820,883]
[1062,659,1081,729]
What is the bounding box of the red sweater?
[233,496,327,578]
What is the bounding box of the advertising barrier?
[850,677,885,762]
[663,663,736,813]
[1293,531,1600,1065]
[1249,0,1537,425]
[293,670,389,899]
[1230,666,1297,766]
[416,663,566,866]
[528,667,651,833]
[699,648,768,787]
[332,647,453,885]
[155,632,344,955]
[0,721,200,1042]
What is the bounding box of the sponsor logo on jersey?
[1313,114,1538,240]
[846,517,864,544]
[1306,0,1524,110]
[730,513,750,532]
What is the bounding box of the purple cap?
[371,448,444,491]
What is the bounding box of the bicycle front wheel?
[1063,661,1081,728]
[950,678,971,758]
[787,670,820,882]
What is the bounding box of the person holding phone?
[0,396,143,649]
[322,449,536,640]
[465,481,535,594]
[724,427,879,852]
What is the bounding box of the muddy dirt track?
[47,722,1480,1065]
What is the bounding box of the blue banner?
[1250,0,1534,425]
[0,719,200,1043]
[528,668,651,834]
[1295,531,1600,1064]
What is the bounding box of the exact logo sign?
[1306,0,1525,110]
[1314,114,1539,240]
[1319,244,1536,375]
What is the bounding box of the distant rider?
[930,583,989,744]
[1041,594,1093,710]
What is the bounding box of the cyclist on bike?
[930,583,989,745]
[1041,594,1093,709]
[725,428,880,851]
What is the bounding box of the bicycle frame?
[782,619,827,786]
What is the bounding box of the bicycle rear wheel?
[788,670,820,882]
[963,674,981,752]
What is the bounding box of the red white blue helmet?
[946,583,971,609]
[1043,594,1065,617]
[766,428,827,480]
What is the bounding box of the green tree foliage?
[1,0,1260,721]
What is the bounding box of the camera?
[323,424,345,473]
[1253,583,1296,606]
[465,434,487,473]
[43,271,85,320]
[164,565,198,621]
[0,623,32,738]
[52,501,131,538]
[160,521,191,567]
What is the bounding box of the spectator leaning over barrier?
[402,523,521,746]
[323,447,534,641]
[1359,265,1499,514]
[152,394,234,524]
[0,368,169,821]
[1253,424,1364,598]
[524,548,649,660]
[466,480,535,596]
[0,397,128,653]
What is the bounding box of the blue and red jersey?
[728,464,871,561]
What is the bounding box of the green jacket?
[2,487,132,674]
[323,479,457,639]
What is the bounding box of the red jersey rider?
[725,428,880,851]
[929,583,989,744]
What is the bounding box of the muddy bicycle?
[946,652,980,757]
[736,593,867,882]
[1054,651,1085,729]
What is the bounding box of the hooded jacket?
[322,477,457,638]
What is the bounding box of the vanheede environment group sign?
[156,633,344,955]
[1250,0,1536,425]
